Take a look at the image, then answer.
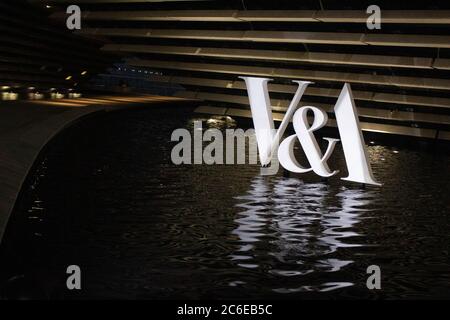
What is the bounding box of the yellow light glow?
[81,71,88,76]
[31,100,87,107]
[65,75,72,80]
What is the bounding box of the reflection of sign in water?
[241,77,381,186]
[231,176,377,293]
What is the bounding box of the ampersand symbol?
[278,106,340,177]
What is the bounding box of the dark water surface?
[1,106,450,299]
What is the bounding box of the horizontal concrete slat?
[0,63,62,76]
[108,71,450,111]
[0,72,65,84]
[433,59,450,70]
[315,10,450,24]
[371,93,450,108]
[0,54,62,69]
[438,130,450,140]
[178,90,450,125]
[102,44,435,69]
[52,10,450,24]
[78,28,450,48]
[126,58,450,91]
[0,35,107,67]
[194,105,442,139]
[141,74,450,109]
[363,34,450,48]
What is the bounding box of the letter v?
[240,77,312,166]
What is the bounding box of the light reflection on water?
[232,176,377,293]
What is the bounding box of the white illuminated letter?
[239,76,311,166]
[240,76,380,186]
[334,84,381,186]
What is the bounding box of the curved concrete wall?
[0,96,191,243]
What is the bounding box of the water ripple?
[231,176,377,292]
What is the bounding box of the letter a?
[66,265,81,290]
[366,5,381,30]
[334,84,381,186]
[66,5,81,30]
[366,265,381,289]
